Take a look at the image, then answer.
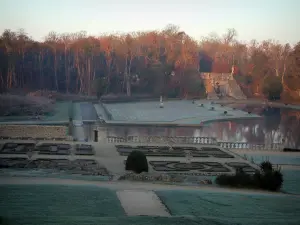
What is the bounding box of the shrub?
[216,168,254,188]
[283,148,300,152]
[260,161,273,172]
[262,76,283,100]
[260,170,283,191]
[216,161,283,192]
[125,150,148,174]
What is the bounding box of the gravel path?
[117,190,170,216]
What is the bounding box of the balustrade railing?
[107,136,283,151]
[218,142,283,151]
[107,136,218,145]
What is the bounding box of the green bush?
[216,161,283,192]
[216,169,255,188]
[262,76,283,100]
[260,161,273,172]
[260,170,283,191]
[125,150,148,174]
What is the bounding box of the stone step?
[73,120,83,126]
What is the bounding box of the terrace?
[100,100,260,125]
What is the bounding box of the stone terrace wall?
[0,125,67,140]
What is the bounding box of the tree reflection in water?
[94,106,300,149]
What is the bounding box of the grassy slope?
[156,190,300,224]
[0,184,125,224]
[1,184,300,225]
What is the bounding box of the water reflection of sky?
[100,106,300,148]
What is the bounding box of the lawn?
[0,215,235,225]
[1,184,300,225]
[0,169,111,181]
[44,101,71,122]
[0,101,71,123]
[0,184,125,224]
[156,190,300,225]
[239,153,300,166]
[281,170,300,195]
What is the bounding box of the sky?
[0,0,299,44]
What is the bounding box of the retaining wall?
[0,125,67,140]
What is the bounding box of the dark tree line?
[0,26,299,100]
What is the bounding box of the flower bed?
[36,143,71,155]
[116,145,234,158]
[0,142,35,154]
[0,158,109,176]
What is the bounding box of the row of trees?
[0,25,299,99]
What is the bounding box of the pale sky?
[0,0,299,44]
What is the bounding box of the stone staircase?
[204,79,219,100]
[228,79,247,100]
[202,72,246,100]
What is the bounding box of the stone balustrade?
[107,136,283,151]
[218,142,283,151]
[108,136,217,145]
[0,125,67,140]
[201,73,232,81]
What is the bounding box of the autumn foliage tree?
[0,26,299,100]
[262,76,283,100]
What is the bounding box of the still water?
[87,105,300,148]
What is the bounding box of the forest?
[0,25,299,100]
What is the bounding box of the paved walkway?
[117,190,170,216]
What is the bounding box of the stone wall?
[0,125,67,140]
[201,72,246,100]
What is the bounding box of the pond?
[89,105,300,149]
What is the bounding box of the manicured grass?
[0,102,71,122]
[0,184,125,223]
[239,153,300,166]
[156,190,300,224]
[0,215,237,225]
[44,102,71,121]
[1,184,300,225]
[0,169,111,181]
[0,116,34,122]
[281,170,300,194]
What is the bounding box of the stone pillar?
[94,129,98,142]
[159,96,164,108]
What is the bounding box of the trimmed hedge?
[125,150,148,174]
[216,161,283,191]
